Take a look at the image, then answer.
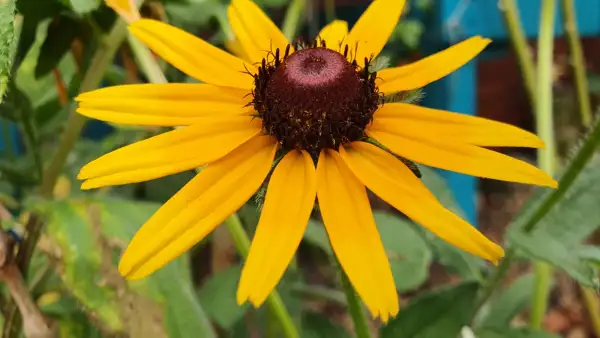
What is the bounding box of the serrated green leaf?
[475,328,560,338]
[68,0,100,14]
[30,197,217,338]
[381,282,479,338]
[301,312,350,338]
[0,0,16,100]
[198,265,249,329]
[374,211,431,292]
[477,273,536,330]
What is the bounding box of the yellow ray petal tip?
[80,180,94,190]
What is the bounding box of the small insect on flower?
[76,0,557,321]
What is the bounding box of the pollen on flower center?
[252,43,382,155]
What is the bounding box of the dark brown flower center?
[251,43,381,155]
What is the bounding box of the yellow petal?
[76,83,252,126]
[228,0,290,64]
[339,142,504,263]
[316,149,398,321]
[237,150,316,306]
[318,20,348,49]
[105,0,140,23]
[374,103,545,148]
[119,135,278,279]
[377,36,491,94]
[346,0,405,63]
[368,123,558,188]
[79,116,262,189]
[129,19,256,89]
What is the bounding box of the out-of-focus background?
[0,0,599,337]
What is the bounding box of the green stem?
[499,0,537,109]
[224,214,300,338]
[282,0,306,40]
[530,0,557,329]
[561,0,593,127]
[325,0,336,23]
[339,267,372,338]
[581,285,600,337]
[128,35,167,84]
[127,25,301,337]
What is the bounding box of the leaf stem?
[499,0,537,109]
[581,286,600,337]
[282,0,306,40]
[561,0,593,127]
[224,214,300,338]
[530,0,557,328]
[127,27,300,337]
[338,262,372,338]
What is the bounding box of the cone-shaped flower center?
[252,44,381,155]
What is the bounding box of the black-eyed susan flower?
[76,0,557,321]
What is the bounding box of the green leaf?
[510,231,597,287]
[68,0,101,14]
[301,312,350,338]
[576,245,600,266]
[35,15,80,78]
[477,273,536,330]
[381,282,479,338]
[374,211,431,292]
[197,265,249,329]
[475,328,560,338]
[392,19,424,49]
[29,197,217,338]
[0,0,16,99]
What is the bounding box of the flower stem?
[128,35,166,84]
[282,0,306,40]
[338,263,371,338]
[126,20,301,336]
[561,0,593,127]
[499,0,537,109]
[581,286,600,337]
[530,0,557,329]
[325,0,336,22]
[224,214,300,338]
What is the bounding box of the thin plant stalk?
[339,265,372,338]
[325,0,336,22]
[581,286,600,337]
[530,0,557,329]
[282,0,306,40]
[561,0,593,127]
[224,215,300,338]
[127,33,301,338]
[499,0,537,109]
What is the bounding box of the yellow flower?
[76,0,557,321]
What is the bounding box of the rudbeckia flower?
[76,0,557,320]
